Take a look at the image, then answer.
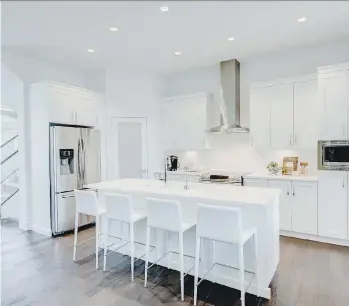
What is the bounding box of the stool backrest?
[104,193,132,222]
[74,189,99,216]
[146,197,182,232]
[197,203,242,244]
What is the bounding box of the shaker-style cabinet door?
[269,83,294,149]
[159,100,177,152]
[74,93,101,127]
[291,181,318,235]
[293,79,318,149]
[48,86,73,124]
[318,171,348,240]
[267,179,292,231]
[318,71,348,140]
[250,87,271,148]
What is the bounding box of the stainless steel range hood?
[207,59,249,133]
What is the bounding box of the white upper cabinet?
[74,93,101,127]
[270,83,294,149]
[318,171,348,240]
[293,79,318,149]
[161,93,207,152]
[250,87,271,148]
[44,82,103,127]
[250,75,318,150]
[267,179,292,231]
[291,181,318,235]
[48,86,73,124]
[318,70,348,140]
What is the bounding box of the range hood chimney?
[207,59,249,133]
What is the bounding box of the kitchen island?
[85,179,281,299]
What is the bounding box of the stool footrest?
[197,262,255,290]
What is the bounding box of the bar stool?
[144,197,195,302]
[73,189,106,269]
[193,204,259,306]
[102,193,146,282]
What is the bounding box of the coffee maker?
[167,155,180,171]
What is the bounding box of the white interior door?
[111,117,148,179]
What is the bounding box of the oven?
[318,140,349,170]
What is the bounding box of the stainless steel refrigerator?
[50,125,101,235]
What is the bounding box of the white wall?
[105,69,163,178]
[1,64,27,225]
[163,41,349,174]
[2,50,106,94]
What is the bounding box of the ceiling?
[2,1,349,73]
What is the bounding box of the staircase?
[1,106,19,219]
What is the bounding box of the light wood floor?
[1,219,349,306]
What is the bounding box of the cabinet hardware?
[294,133,297,145]
[289,134,292,146]
[343,175,345,188]
[287,190,289,196]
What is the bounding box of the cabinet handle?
[343,175,345,188]
[294,133,297,146]
[289,134,292,146]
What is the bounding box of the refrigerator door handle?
[81,137,85,186]
[77,138,82,189]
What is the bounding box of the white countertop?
[166,170,204,176]
[85,178,281,206]
[244,173,318,181]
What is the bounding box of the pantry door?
[110,117,148,179]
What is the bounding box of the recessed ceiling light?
[87,49,95,53]
[297,17,307,23]
[109,27,118,32]
[160,5,169,12]
[174,51,182,55]
[227,37,235,41]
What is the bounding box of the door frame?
[110,117,148,179]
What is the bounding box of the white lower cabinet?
[291,181,318,235]
[246,177,318,235]
[318,171,348,240]
[267,180,292,231]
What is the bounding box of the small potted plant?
[267,161,281,175]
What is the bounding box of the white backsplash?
[167,133,318,175]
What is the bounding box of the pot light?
[109,27,118,32]
[160,5,169,12]
[227,37,235,41]
[174,51,182,55]
[87,49,95,53]
[297,17,307,23]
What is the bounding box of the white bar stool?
[102,193,146,282]
[73,189,106,269]
[144,197,195,302]
[194,204,259,306]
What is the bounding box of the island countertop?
[85,178,281,206]
[85,178,280,299]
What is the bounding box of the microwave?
[318,140,349,170]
